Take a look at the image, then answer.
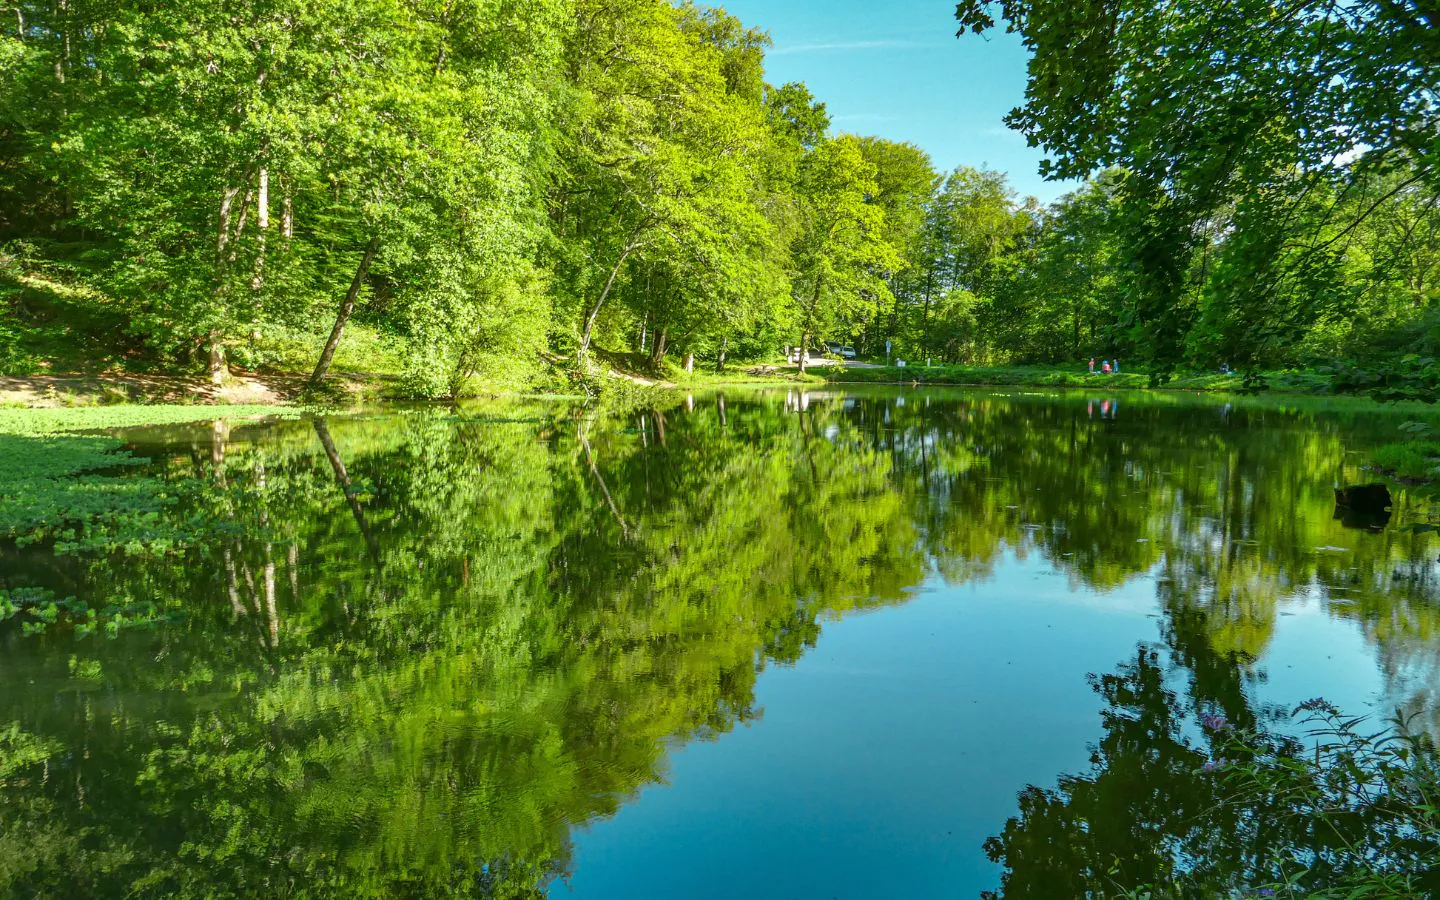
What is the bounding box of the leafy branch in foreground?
[985,646,1440,898]
[1201,702,1440,898]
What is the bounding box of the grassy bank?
[811,363,1334,394]
[0,404,296,436]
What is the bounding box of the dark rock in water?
[1335,483,1392,510]
[1334,483,1392,530]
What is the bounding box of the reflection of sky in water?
[561,546,1389,898]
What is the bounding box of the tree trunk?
[251,168,269,293]
[579,419,631,539]
[309,235,380,387]
[649,327,668,366]
[683,352,694,373]
[207,184,248,385]
[227,189,255,266]
[53,0,67,83]
[208,331,228,384]
[921,266,935,358]
[256,458,278,648]
[217,185,241,260]
[256,168,269,226]
[224,548,245,616]
[798,272,823,375]
[716,335,727,373]
[578,239,641,361]
[287,542,299,603]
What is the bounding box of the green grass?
[0,404,295,436]
[669,367,824,388]
[1,259,405,378]
[811,363,1334,395]
[247,322,405,376]
[1371,440,1440,481]
[0,267,140,374]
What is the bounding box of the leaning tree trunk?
[309,235,380,388]
[578,239,641,363]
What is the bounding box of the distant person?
[1102,360,1112,375]
[1113,358,1121,374]
[1088,357,1096,374]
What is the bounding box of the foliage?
[5,1,1436,392]
[0,0,942,392]
[811,363,1338,395]
[953,0,1440,383]
[984,644,1440,898]
[1371,440,1440,482]
[1206,703,1440,897]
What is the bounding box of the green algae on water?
[0,404,296,544]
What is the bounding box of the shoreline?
[0,366,1430,415]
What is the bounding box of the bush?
[1200,702,1440,897]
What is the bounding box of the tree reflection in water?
[985,635,1440,897]
[2,389,1440,896]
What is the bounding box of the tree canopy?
[3,1,1440,392]
[953,0,1440,388]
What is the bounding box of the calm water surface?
[3,387,1439,897]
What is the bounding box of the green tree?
[954,0,1440,379]
[787,135,899,372]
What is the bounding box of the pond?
[3,386,1439,897]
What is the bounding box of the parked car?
[838,345,857,359]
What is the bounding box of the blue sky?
[718,0,1079,203]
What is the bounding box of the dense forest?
[0,0,1437,396]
